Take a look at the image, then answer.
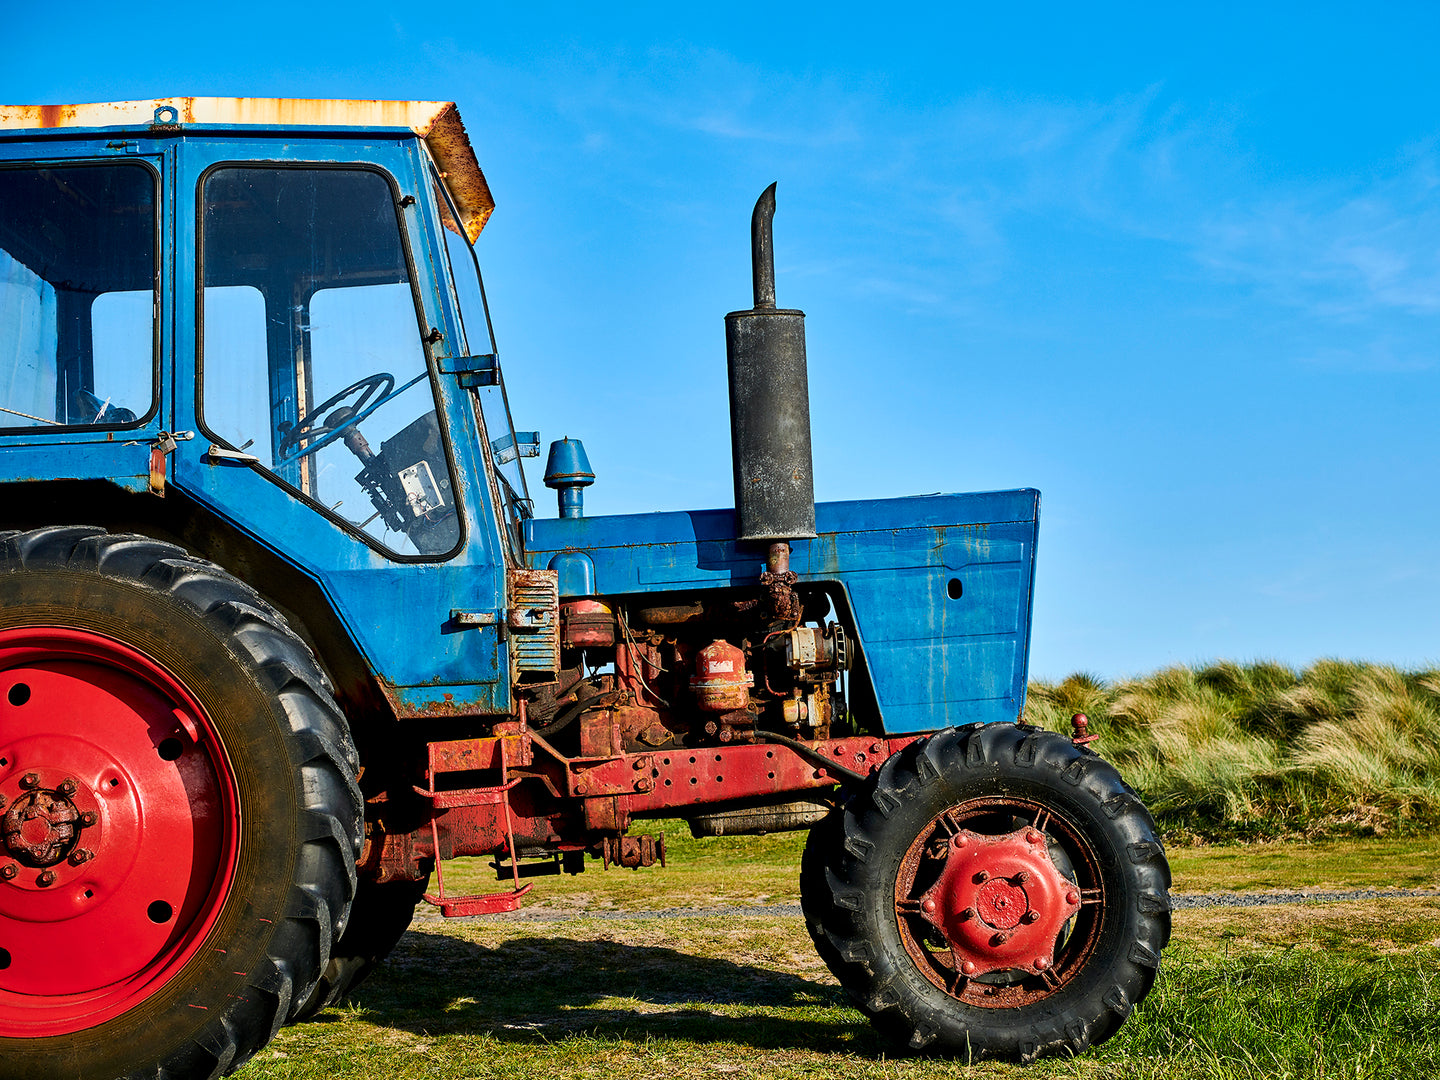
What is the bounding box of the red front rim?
[895,798,1104,1009]
[0,627,240,1036]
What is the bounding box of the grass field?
[235,827,1440,1080]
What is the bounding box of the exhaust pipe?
[725,183,817,547]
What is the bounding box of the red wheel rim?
[894,798,1104,1009]
[0,627,240,1036]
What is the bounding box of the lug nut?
[1034,956,1050,970]
[921,898,937,914]
[79,810,98,827]
[57,777,77,797]
[37,870,55,887]
[1066,890,1080,906]
[960,906,976,920]
[68,849,93,866]
[18,773,39,790]
[972,870,989,884]
[1014,870,1031,884]
[1021,910,1039,924]
[952,833,967,848]
[960,960,977,975]
[990,932,1011,947]
[1024,830,1043,845]
[0,864,16,881]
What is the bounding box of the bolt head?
[68,848,93,866]
[0,864,16,880]
[1034,956,1050,971]
[1066,890,1080,906]
[18,773,38,790]
[1014,870,1031,884]
[1021,910,1039,924]
[1024,830,1043,845]
[79,811,98,827]
[36,870,55,887]
[973,870,989,884]
[960,960,977,975]
[990,932,1010,947]
[57,778,77,796]
[951,833,967,848]
[921,897,937,914]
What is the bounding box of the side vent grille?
[508,568,559,683]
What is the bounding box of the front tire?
[0,527,362,1080]
[803,723,1171,1062]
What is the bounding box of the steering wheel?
[276,372,395,461]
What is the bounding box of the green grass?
[234,826,1440,1080]
[238,901,1440,1080]
[1025,661,1440,840]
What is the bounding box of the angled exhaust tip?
[751,181,777,310]
[725,182,817,543]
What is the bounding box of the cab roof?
[0,97,493,241]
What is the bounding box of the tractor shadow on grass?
[335,927,881,1053]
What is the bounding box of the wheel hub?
[917,827,1080,978]
[2,786,84,868]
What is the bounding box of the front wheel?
[802,723,1171,1062]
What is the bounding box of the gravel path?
[413,889,1440,923]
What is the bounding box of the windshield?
[432,169,532,558]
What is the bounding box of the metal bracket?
[449,609,498,628]
[438,353,500,388]
[491,431,540,465]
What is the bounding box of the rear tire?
[295,874,428,1018]
[803,723,1171,1062]
[0,527,362,1080]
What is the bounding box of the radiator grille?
[508,568,559,682]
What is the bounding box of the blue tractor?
[0,98,1170,1078]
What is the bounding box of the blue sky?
[5,3,1438,680]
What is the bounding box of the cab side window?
[0,164,156,430]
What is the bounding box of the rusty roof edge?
[0,98,495,240]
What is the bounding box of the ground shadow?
[334,927,882,1054]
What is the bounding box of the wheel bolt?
[1014,870,1031,884]
[68,849,93,866]
[1034,956,1050,971]
[960,960,977,975]
[0,864,16,881]
[990,932,1011,947]
[79,811,98,827]
[18,773,39,790]
[960,906,976,920]
[1066,890,1080,905]
[57,777,76,797]
[952,833,967,848]
[973,870,989,884]
[1025,830,1043,845]
[37,870,55,887]
[921,898,937,914]
[1021,910,1039,924]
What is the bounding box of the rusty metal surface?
[0,98,494,241]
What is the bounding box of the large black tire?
[295,874,429,1019]
[0,527,362,1080]
[803,722,1171,1062]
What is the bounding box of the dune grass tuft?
[1025,660,1440,840]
